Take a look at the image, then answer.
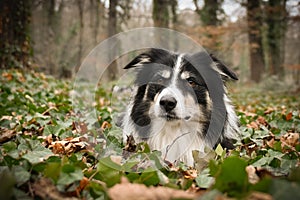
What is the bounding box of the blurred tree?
[265,0,287,77]
[76,0,84,72]
[0,0,32,69]
[89,0,100,45]
[107,0,119,80]
[108,0,118,37]
[152,0,177,49]
[42,0,64,75]
[153,0,170,28]
[246,0,265,83]
[193,0,224,52]
[170,0,178,27]
[193,0,223,26]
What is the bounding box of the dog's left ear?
[210,54,238,81]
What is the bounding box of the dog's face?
[124,48,238,141]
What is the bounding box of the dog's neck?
[147,119,206,165]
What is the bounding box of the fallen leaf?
[183,168,198,179]
[285,112,293,121]
[246,191,272,200]
[72,122,88,134]
[32,178,78,200]
[101,121,111,130]
[0,127,17,143]
[2,72,13,81]
[246,165,260,184]
[280,132,299,147]
[75,177,89,196]
[108,177,197,200]
[48,137,90,155]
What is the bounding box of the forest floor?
[0,69,299,200]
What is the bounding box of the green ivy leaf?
[0,166,15,199]
[22,147,53,164]
[97,157,122,187]
[44,162,61,183]
[12,166,30,186]
[212,156,249,197]
[57,168,83,185]
[215,144,224,157]
[139,168,160,186]
[195,168,214,188]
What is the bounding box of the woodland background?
[0,1,300,200]
[0,0,300,86]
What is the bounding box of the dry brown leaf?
[246,165,260,184]
[108,177,196,200]
[1,115,13,121]
[50,142,66,154]
[247,121,259,129]
[124,135,137,152]
[183,168,198,179]
[2,72,13,81]
[247,116,269,130]
[101,121,111,130]
[285,112,293,121]
[266,137,275,148]
[257,116,268,127]
[74,177,89,197]
[32,178,79,200]
[280,132,299,147]
[264,107,275,115]
[0,127,16,143]
[246,192,272,200]
[72,122,88,134]
[48,136,90,155]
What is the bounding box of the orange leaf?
[2,72,13,81]
[101,121,111,130]
[285,112,293,121]
[76,177,89,195]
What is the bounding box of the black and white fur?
[121,48,239,166]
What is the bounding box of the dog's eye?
[157,77,164,83]
[153,76,166,84]
[187,78,198,87]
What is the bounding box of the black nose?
[160,96,177,112]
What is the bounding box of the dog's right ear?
[124,48,171,69]
[124,52,152,69]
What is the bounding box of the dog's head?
[124,48,238,139]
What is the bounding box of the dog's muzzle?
[159,95,180,121]
[159,95,177,112]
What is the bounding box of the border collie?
[121,48,239,166]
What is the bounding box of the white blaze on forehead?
[171,54,184,85]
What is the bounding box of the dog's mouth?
[160,113,179,121]
[159,113,191,121]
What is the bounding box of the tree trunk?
[152,0,171,49]
[43,0,64,75]
[170,0,178,50]
[89,0,100,45]
[193,0,223,52]
[76,0,84,72]
[201,0,219,26]
[266,0,287,77]
[0,0,32,69]
[246,0,265,83]
[152,0,169,28]
[107,0,118,80]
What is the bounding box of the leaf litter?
[0,70,299,199]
